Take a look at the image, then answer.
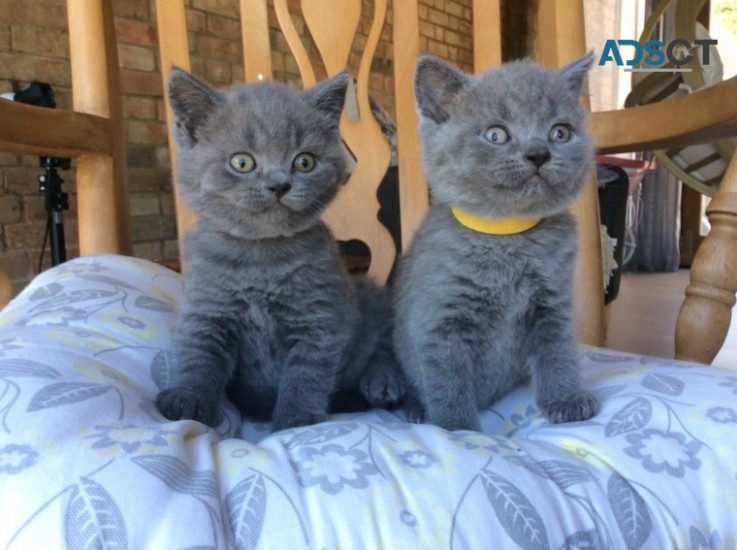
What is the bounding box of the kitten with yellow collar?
[393,53,598,431]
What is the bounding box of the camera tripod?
[38,156,70,267]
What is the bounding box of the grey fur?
[394,53,598,431]
[156,68,401,432]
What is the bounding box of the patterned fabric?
[0,255,735,549]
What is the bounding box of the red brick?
[205,58,231,83]
[186,9,207,33]
[21,195,47,223]
[131,214,176,242]
[114,18,158,46]
[5,220,47,250]
[0,52,71,86]
[0,2,69,30]
[0,195,21,224]
[0,153,20,167]
[197,35,241,61]
[0,24,10,52]
[207,13,241,40]
[0,248,34,281]
[133,240,163,260]
[4,166,41,195]
[11,25,69,58]
[130,193,161,216]
[113,0,150,21]
[127,120,168,145]
[127,167,172,193]
[120,68,164,96]
[192,0,239,19]
[123,95,158,120]
[118,43,156,71]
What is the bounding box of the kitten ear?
[414,54,470,124]
[558,52,595,96]
[168,66,223,147]
[303,71,350,126]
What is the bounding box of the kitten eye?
[484,126,509,144]
[293,153,316,172]
[230,153,256,173]
[549,124,571,143]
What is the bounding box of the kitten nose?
[525,144,551,168]
[268,182,292,198]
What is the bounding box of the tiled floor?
[605,269,736,371]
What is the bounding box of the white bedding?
[0,255,735,549]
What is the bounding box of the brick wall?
[0,0,474,295]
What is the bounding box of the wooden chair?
[623,0,735,198]
[0,0,132,303]
[1,0,736,366]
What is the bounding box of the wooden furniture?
[0,0,132,302]
[0,0,736,365]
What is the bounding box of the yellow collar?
[451,207,540,235]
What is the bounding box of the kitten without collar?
[156,69,402,432]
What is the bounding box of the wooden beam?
[536,0,606,348]
[156,0,198,261]
[68,0,132,256]
[0,100,112,157]
[393,0,428,251]
[590,76,737,154]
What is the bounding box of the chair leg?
[676,160,737,363]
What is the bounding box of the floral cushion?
[0,255,735,549]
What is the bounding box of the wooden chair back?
[0,0,132,303]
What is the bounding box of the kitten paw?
[541,390,598,424]
[400,391,426,423]
[360,368,405,409]
[156,387,220,427]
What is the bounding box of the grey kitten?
[156,69,401,432]
[393,53,598,431]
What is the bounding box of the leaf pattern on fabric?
[225,473,267,550]
[480,470,550,550]
[285,423,358,448]
[2,255,737,549]
[536,461,594,490]
[65,478,128,550]
[134,295,173,313]
[29,289,117,312]
[28,282,64,301]
[607,473,652,550]
[606,397,652,437]
[132,455,217,499]
[78,274,139,291]
[506,456,594,490]
[641,373,684,396]
[0,359,60,378]
[27,382,111,412]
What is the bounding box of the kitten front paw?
[156,387,220,427]
[540,390,598,424]
[360,368,405,409]
[401,392,426,424]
